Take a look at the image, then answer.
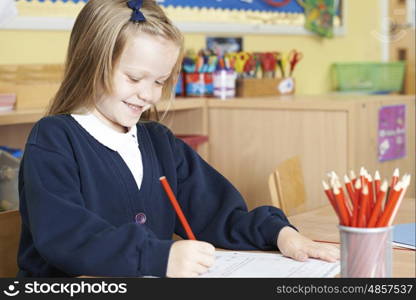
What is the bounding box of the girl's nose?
[137,82,153,104]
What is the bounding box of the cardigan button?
[135,213,147,224]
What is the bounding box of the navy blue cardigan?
[17,115,293,277]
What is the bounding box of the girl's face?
[93,32,180,132]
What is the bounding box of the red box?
[176,135,208,150]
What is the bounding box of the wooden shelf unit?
[0,98,209,159]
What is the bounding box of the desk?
[81,197,414,278]
[288,198,416,278]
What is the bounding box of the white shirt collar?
[71,112,138,151]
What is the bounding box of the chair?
[0,210,21,277]
[268,156,307,216]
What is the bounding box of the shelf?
[157,98,206,111]
[0,99,206,126]
[0,108,46,126]
[207,95,416,111]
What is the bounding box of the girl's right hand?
[166,240,215,277]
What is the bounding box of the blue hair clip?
[127,0,146,22]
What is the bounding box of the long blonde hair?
[47,0,184,118]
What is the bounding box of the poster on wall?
[378,104,406,162]
[206,37,243,54]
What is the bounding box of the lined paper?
[200,251,340,278]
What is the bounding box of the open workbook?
[199,251,340,278]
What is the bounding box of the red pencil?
[359,167,366,189]
[343,175,355,217]
[333,185,350,226]
[374,170,381,197]
[336,179,352,219]
[390,168,400,188]
[366,173,374,220]
[357,185,369,227]
[376,181,402,227]
[367,180,388,227]
[322,179,341,220]
[386,174,411,227]
[349,170,357,186]
[159,176,196,240]
[352,179,362,227]
[328,171,339,187]
[385,168,400,207]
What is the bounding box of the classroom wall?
[0,0,382,94]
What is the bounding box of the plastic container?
[339,225,393,277]
[184,72,213,97]
[0,146,23,159]
[175,72,185,97]
[0,93,16,112]
[213,70,236,100]
[0,150,20,211]
[176,135,208,151]
[332,62,405,94]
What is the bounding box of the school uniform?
[17,114,294,277]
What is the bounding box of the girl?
[18,0,338,278]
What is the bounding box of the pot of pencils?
[339,225,393,277]
[322,168,411,278]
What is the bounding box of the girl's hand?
[276,226,340,262]
[166,240,215,277]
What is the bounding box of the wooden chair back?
[0,210,21,277]
[268,156,307,216]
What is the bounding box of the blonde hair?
[47,0,184,118]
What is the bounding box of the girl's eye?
[128,76,140,83]
[155,81,165,86]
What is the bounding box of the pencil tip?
[404,174,411,186]
[159,176,166,180]
[394,181,403,191]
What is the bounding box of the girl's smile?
[121,99,151,116]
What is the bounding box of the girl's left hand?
[276,226,340,262]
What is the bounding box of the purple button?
[135,213,146,224]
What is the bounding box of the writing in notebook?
[199,251,340,278]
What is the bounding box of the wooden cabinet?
[207,95,415,210]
